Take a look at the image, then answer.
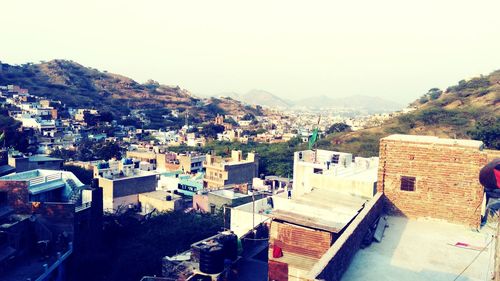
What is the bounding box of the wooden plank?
[271,210,343,233]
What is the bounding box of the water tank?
[218,232,238,261]
[199,244,224,274]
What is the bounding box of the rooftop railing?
[28,173,62,186]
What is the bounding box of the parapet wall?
[304,192,384,281]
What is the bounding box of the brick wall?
[377,136,489,228]
[485,149,500,162]
[305,192,384,281]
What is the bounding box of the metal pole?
[252,192,255,231]
[495,216,500,281]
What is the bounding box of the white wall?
[230,198,271,237]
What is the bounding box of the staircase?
[67,179,82,205]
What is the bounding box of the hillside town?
[0,82,498,281]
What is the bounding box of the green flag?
[308,128,318,150]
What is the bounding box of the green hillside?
[0,59,261,119]
[319,70,500,156]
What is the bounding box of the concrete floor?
[342,216,496,281]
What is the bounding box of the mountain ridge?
[0,59,263,119]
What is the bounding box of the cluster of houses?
[0,83,498,281]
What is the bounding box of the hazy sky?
[1,1,500,104]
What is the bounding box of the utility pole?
[495,216,500,281]
[252,192,255,232]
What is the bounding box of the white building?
[292,149,378,198]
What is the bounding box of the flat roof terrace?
[272,188,368,233]
[342,216,496,281]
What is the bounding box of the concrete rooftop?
[272,188,368,233]
[382,134,484,149]
[211,189,249,199]
[342,216,496,281]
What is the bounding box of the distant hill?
[0,59,262,119]
[241,89,292,108]
[218,89,292,108]
[318,70,500,156]
[294,95,403,113]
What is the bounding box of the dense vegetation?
[71,211,223,281]
[170,138,305,177]
[62,164,93,184]
[0,109,36,152]
[51,139,122,161]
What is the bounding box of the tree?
[200,124,224,138]
[83,112,99,127]
[0,115,31,151]
[326,123,351,134]
[69,211,223,281]
[94,141,122,160]
[99,111,114,123]
[50,148,77,161]
[427,88,442,100]
[224,117,238,126]
[468,117,500,149]
[63,164,93,184]
[241,113,256,121]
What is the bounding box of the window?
[400,176,416,192]
[313,168,323,174]
[331,154,340,164]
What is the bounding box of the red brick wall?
[269,221,332,259]
[377,138,488,228]
[309,193,385,281]
[485,149,500,162]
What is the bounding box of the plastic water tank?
[199,244,224,274]
[218,232,238,261]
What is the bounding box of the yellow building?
[203,150,258,189]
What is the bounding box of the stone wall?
[377,136,489,228]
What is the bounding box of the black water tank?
[218,232,238,261]
[199,244,224,274]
